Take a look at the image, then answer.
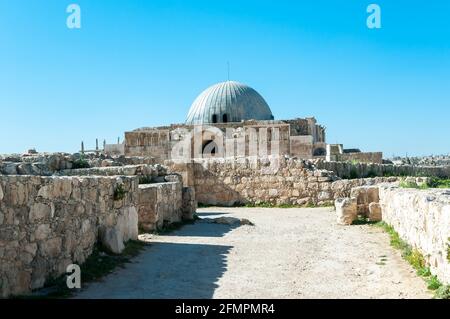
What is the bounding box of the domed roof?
[186,81,274,125]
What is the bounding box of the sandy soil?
[74,207,431,299]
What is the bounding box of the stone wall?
[338,152,383,164]
[0,153,157,176]
[0,153,74,175]
[58,164,167,180]
[379,185,450,285]
[167,157,398,206]
[0,175,139,297]
[138,182,184,232]
[317,160,450,179]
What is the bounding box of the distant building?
[108,80,381,163]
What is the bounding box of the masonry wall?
[167,157,398,206]
[379,185,450,285]
[58,164,168,180]
[317,160,450,179]
[0,175,139,298]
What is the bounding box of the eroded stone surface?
[335,197,357,225]
[379,185,450,285]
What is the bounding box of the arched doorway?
[202,140,218,156]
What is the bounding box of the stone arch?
[202,140,217,156]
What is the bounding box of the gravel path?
[74,207,431,299]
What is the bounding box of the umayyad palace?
[106,81,382,163]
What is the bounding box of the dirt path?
[74,207,431,299]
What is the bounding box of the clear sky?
[0,0,449,156]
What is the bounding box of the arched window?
[222,114,228,123]
[212,114,218,123]
[202,140,217,155]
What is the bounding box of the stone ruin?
[0,152,196,297]
[1,151,449,297]
[334,178,450,286]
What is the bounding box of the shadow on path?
[75,214,238,298]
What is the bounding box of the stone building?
[121,81,327,161]
[108,80,380,163]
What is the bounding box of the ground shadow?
[74,242,232,299]
[162,213,241,238]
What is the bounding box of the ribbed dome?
[186,81,274,125]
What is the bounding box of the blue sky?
[0,0,449,156]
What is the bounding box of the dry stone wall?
[379,185,450,285]
[0,153,157,176]
[168,157,398,206]
[58,164,167,179]
[317,160,450,179]
[0,175,139,298]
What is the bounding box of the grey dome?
[186,81,274,124]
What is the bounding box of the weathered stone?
[368,202,382,221]
[0,173,146,298]
[34,224,51,240]
[182,187,196,220]
[99,226,124,254]
[37,185,51,199]
[379,185,450,285]
[138,181,183,231]
[24,243,38,256]
[13,271,31,296]
[335,197,357,225]
[40,237,62,258]
[29,203,52,221]
[3,163,19,175]
[350,185,380,216]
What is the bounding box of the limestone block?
[34,224,51,240]
[99,226,125,254]
[318,191,331,201]
[0,183,3,201]
[350,185,379,216]
[29,202,52,221]
[125,206,139,241]
[368,202,382,221]
[52,178,72,198]
[351,185,379,204]
[37,185,51,199]
[40,237,62,258]
[335,197,357,225]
